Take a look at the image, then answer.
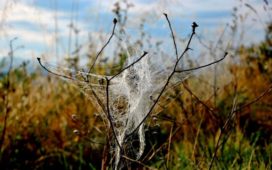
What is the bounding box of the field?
[0,1,272,169]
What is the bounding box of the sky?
[0,0,271,66]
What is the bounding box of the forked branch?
[105,78,122,149]
[128,14,227,136]
[109,51,148,81]
[37,17,148,155]
[37,57,74,80]
[208,83,272,169]
[37,13,229,168]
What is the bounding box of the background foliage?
[0,1,272,169]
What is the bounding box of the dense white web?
[37,13,229,168]
[40,40,190,169]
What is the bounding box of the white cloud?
[0,1,91,59]
[0,0,270,61]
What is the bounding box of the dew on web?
[37,13,229,169]
[39,46,190,169]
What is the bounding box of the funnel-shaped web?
[40,46,189,169]
[38,14,195,168]
[109,51,173,167]
[38,15,227,169]
[95,49,187,168]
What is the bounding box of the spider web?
[40,43,190,168]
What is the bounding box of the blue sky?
[0,0,270,64]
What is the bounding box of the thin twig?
[37,57,74,80]
[164,13,178,60]
[105,78,122,149]
[191,115,204,162]
[121,155,158,170]
[175,52,227,73]
[221,83,272,131]
[128,19,202,136]
[101,136,110,170]
[208,84,272,169]
[0,38,17,151]
[143,126,181,162]
[182,82,219,121]
[37,57,109,118]
[166,123,174,168]
[109,51,148,80]
[209,92,238,170]
[234,83,272,112]
[88,18,117,73]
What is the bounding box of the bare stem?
[37,57,74,80]
[164,13,178,60]
[105,78,122,149]
[0,38,17,151]
[182,82,219,122]
[208,83,272,169]
[88,18,118,73]
[128,18,200,136]
[109,51,148,81]
[175,52,228,73]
